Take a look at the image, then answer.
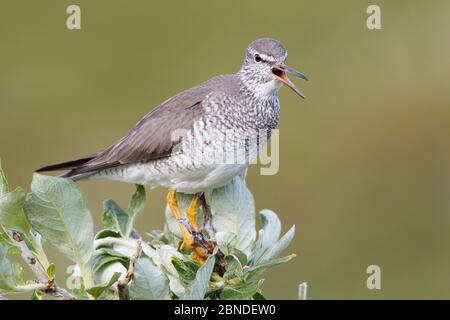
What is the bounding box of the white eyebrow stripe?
[259,53,276,62]
[248,49,278,62]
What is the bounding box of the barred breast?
[88,90,280,193]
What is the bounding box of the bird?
[37,38,308,263]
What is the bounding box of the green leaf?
[72,288,90,300]
[232,248,248,267]
[95,229,121,240]
[0,244,17,292]
[183,254,215,300]
[210,175,256,256]
[102,185,146,238]
[147,244,187,298]
[252,292,267,300]
[224,255,243,279]
[24,174,94,267]
[246,254,296,281]
[171,256,199,286]
[109,239,141,257]
[249,254,296,272]
[262,226,295,262]
[252,210,281,263]
[87,272,121,299]
[93,261,126,288]
[0,187,31,233]
[46,263,56,277]
[0,160,9,198]
[128,255,170,300]
[0,244,27,293]
[31,290,43,300]
[12,263,25,286]
[126,185,145,237]
[215,232,237,256]
[95,247,129,259]
[102,200,128,236]
[251,210,295,269]
[93,255,126,274]
[0,232,21,255]
[92,249,129,274]
[220,279,260,300]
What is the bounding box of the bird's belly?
[89,121,263,192]
[169,163,249,193]
[94,155,248,194]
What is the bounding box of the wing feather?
[62,79,219,177]
[38,74,241,179]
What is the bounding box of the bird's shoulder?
[139,73,240,116]
[126,73,241,139]
[200,73,242,97]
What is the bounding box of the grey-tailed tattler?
[37,38,308,263]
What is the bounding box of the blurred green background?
[1,0,450,299]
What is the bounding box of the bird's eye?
[254,54,262,63]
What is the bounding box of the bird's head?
[240,38,308,99]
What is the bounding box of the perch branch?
[5,229,76,300]
[200,193,215,238]
[298,282,308,300]
[117,239,142,300]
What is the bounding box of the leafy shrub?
[0,161,295,300]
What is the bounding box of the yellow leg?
[167,190,194,248]
[166,190,208,264]
[186,193,209,264]
[186,193,201,231]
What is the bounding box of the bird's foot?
[177,217,212,264]
[167,190,214,265]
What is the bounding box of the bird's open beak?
[272,63,308,99]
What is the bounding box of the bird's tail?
[36,156,96,180]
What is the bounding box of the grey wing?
[61,79,219,178]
